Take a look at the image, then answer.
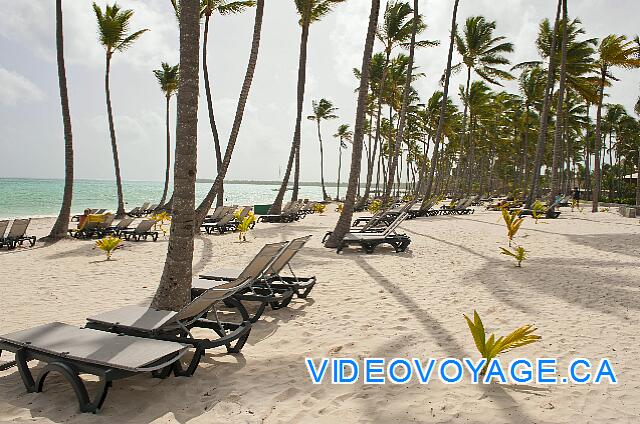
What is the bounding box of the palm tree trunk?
[358,111,376,207]
[105,53,126,218]
[383,0,418,204]
[336,140,343,200]
[455,65,472,197]
[527,0,561,208]
[194,0,265,226]
[325,0,380,248]
[158,95,171,207]
[592,66,607,212]
[48,0,74,240]
[203,13,225,207]
[521,102,530,196]
[152,0,200,311]
[636,148,640,206]
[271,13,309,212]
[549,0,569,204]
[422,0,459,207]
[316,120,328,199]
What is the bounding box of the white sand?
[1,207,639,423]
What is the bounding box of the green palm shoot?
[501,208,524,246]
[531,200,545,224]
[368,199,382,214]
[500,245,527,267]
[95,235,123,260]
[236,211,256,242]
[313,203,326,214]
[336,203,344,213]
[151,211,171,236]
[464,310,541,374]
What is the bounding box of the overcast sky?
[1,0,638,183]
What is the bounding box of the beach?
[1,207,639,423]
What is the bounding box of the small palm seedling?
[367,199,382,214]
[500,245,527,267]
[336,203,344,213]
[502,208,524,246]
[313,203,327,214]
[151,211,171,237]
[531,201,545,224]
[95,235,122,260]
[464,310,541,375]
[237,215,255,242]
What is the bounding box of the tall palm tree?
[200,0,255,207]
[153,62,179,208]
[194,0,265,226]
[422,0,460,205]
[333,124,353,200]
[307,99,338,200]
[93,2,148,218]
[383,0,420,202]
[324,0,381,249]
[454,16,513,195]
[151,0,200,311]
[270,0,345,213]
[47,0,74,240]
[526,0,561,207]
[591,34,640,211]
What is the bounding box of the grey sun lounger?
[86,280,253,377]
[2,219,37,249]
[120,219,159,241]
[0,322,188,413]
[101,217,135,237]
[201,211,238,235]
[336,212,411,254]
[0,220,9,248]
[200,235,316,298]
[257,202,303,223]
[195,242,295,323]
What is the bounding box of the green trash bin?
[254,204,272,215]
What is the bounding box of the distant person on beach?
[572,187,580,210]
[78,208,91,229]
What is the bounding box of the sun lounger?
[86,280,253,376]
[0,220,10,248]
[2,219,36,249]
[120,219,159,241]
[71,209,99,222]
[196,242,295,322]
[336,212,411,254]
[127,203,150,218]
[0,322,188,413]
[518,199,561,219]
[200,235,316,298]
[100,217,135,237]
[257,202,303,223]
[201,211,239,235]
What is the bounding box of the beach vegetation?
[237,213,256,242]
[95,235,123,260]
[464,310,541,374]
[313,203,327,213]
[500,245,527,267]
[502,208,524,246]
[368,199,383,214]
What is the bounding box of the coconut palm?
[454,16,513,195]
[324,0,381,248]
[270,0,346,214]
[47,0,74,240]
[194,0,265,226]
[307,99,339,200]
[200,0,256,206]
[591,34,640,211]
[333,124,353,200]
[151,0,200,311]
[421,0,460,204]
[92,2,148,218]
[153,62,179,209]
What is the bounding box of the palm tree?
[270,0,345,213]
[333,124,353,200]
[591,34,640,211]
[194,0,265,226]
[383,0,420,203]
[422,0,460,205]
[324,0,381,249]
[200,0,255,207]
[307,99,338,200]
[153,62,179,208]
[47,0,74,240]
[93,3,148,218]
[454,16,514,195]
[151,0,200,311]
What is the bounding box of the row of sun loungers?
[0,235,316,412]
[0,218,36,250]
[127,202,159,217]
[68,215,159,241]
[201,205,255,235]
[257,200,318,223]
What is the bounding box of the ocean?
[0,178,330,219]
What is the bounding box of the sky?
[0,0,639,184]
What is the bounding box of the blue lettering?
[569,358,591,383]
[413,358,436,384]
[388,358,412,384]
[594,359,617,384]
[306,358,329,384]
[439,358,463,384]
[364,358,385,384]
[536,358,557,384]
[483,359,507,384]
[510,358,533,383]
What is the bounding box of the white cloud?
[0,68,44,105]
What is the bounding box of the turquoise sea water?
[0,178,327,219]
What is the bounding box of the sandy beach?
[1,207,639,423]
